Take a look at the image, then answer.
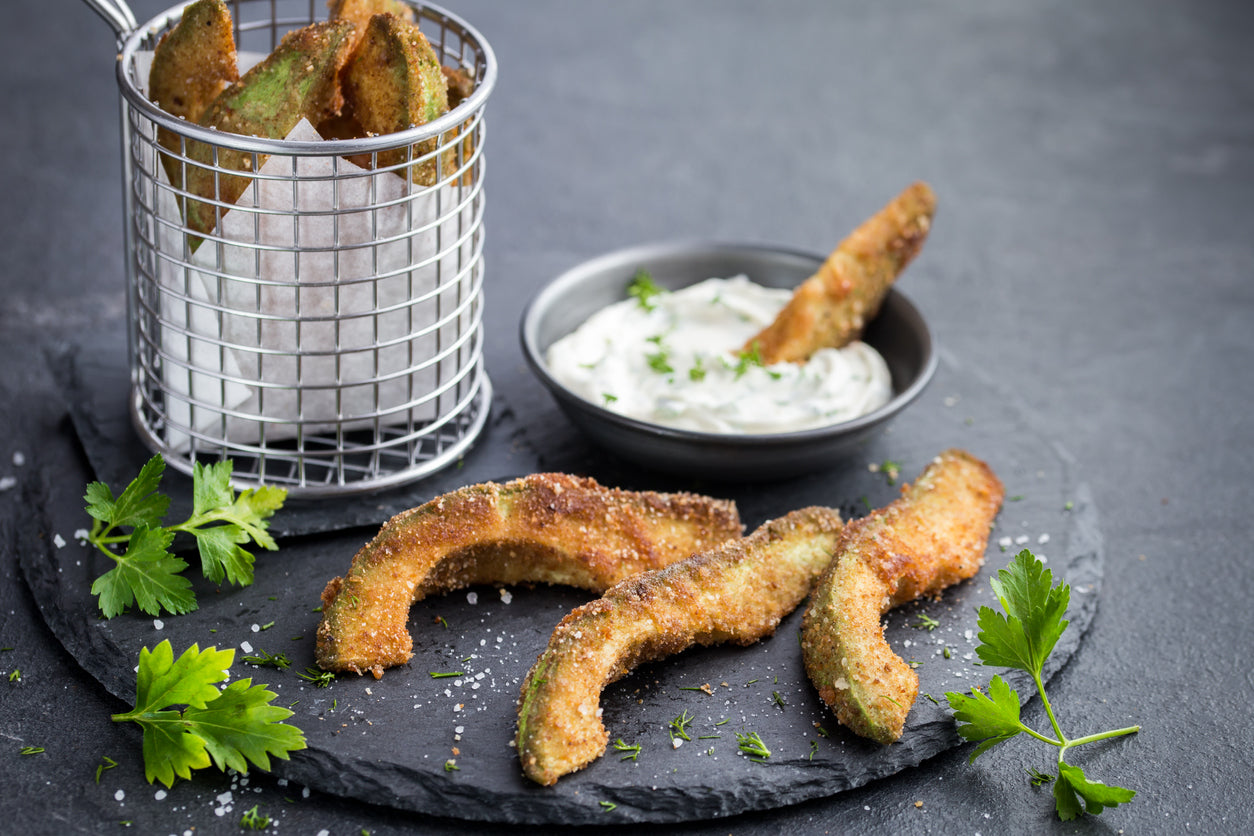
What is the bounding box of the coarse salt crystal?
[114,790,125,801]
[499,589,513,604]
[998,536,1012,547]
[12,452,25,466]
[1015,535,1030,545]
[0,476,16,492]
[153,619,164,631]
[1038,533,1050,544]
[251,623,261,633]
[240,641,253,654]
[53,534,66,549]
[673,738,684,749]
[154,789,167,800]
[466,591,478,605]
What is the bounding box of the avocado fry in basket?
[183,20,357,241]
[340,12,452,185]
[147,0,239,201]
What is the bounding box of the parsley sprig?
[111,640,305,788]
[85,456,286,618]
[945,550,1139,820]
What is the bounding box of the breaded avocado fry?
[340,12,451,185]
[801,449,1004,744]
[315,473,743,678]
[329,0,416,52]
[516,507,844,785]
[747,181,937,364]
[147,0,239,194]
[183,20,357,239]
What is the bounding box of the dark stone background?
[2,1,1251,833]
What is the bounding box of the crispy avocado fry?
[801,449,1004,744]
[321,1,421,152]
[315,473,742,678]
[148,0,239,194]
[439,65,478,185]
[516,507,844,785]
[441,65,475,109]
[328,0,416,52]
[183,20,356,239]
[341,12,451,185]
[747,181,937,364]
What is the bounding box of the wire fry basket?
[87,0,497,496]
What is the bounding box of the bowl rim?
[519,239,937,447]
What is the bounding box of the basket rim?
[115,0,497,157]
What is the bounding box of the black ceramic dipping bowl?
[520,241,936,481]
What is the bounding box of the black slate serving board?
[20,344,1102,824]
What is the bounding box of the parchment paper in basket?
[152,120,477,454]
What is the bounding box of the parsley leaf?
[181,461,285,586]
[978,551,1070,673]
[730,341,766,379]
[947,675,1023,761]
[85,455,169,530]
[612,738,641,761]
[90,524,195,619]
[912,613,940,631]
[627,270,665,312]
[85,456,286,618]
[646,349,674,375]
[945,551,1138,820]
[188,678,306,774]
[240,805,271,830]
[112,640,305,788]
[1054,761,1136,820]
[668,710,694,742]
[735,731,771,761]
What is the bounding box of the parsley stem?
[1020,724,1063,748]
[1063,725,1141,749]
[1032,669,1069,747]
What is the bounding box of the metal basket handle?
[82,0,138,43]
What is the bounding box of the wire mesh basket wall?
[109,0,496,495]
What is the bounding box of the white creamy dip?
[545,276,893,434]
